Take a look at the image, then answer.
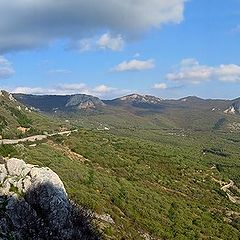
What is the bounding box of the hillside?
[13,93,240,132]
[14,93,105,112]
[4,125,240,239]
[1,0,240,239]
[0,91,239,239]
[0,90,70,139]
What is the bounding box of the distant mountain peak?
[180,96,204,102]
[119,93,163,104]
[66,94,105,109]
[120,93,142,100]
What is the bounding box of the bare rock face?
[0,157,99,240]
[6,158,34,177]
[0,164,7,183]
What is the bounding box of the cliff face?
[0,158,99,240]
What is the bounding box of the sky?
[0,0,240,100]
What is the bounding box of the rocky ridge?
[0,157,99,240]
[119,94,163,104]
[13,93,105,112]
[224,99,240,115]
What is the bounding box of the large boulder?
[5,158,35,177]
[0,157,99,240]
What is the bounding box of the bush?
[0,115,7,132]
[0,144,18,157]
[7,106,32,127]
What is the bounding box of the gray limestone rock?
[0,157,99,240]
[5,158,26,176]
[0,164,7,184]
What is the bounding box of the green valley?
[1,92,239,239]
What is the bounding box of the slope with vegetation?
[2,128,239,239]
[0,91,239,239]
[0,90,70,139]
[13,93,240,132]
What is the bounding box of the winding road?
[0,129,78,145]
[221,180,240,204]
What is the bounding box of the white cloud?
[57,83,116,95]
[112,59,155,72]
[57,83,87,92]
[13,87,48,95]
[97,33,124,51]
[93,84,115,93]
[13,84,88,95]
[0,0,186,53]
[214,64,240,82]
[71,33,124,52]
[12,83,131,99]
[0,56,15,79]
[166,58,240,83]
[153,83,168,90]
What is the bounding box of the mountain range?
[13,93,240,114]
[11,92,240,133]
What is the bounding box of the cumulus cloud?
[72,33,124,52]
[97,33,124,51]
[166,58,240,83]
[0,0,186,53]
[112,59,155,72]
[13,87,49,95]
[153,83,168,90]
[0,56,15,79]
[12,83,130,99]
[56,83,87,93]
[13,84,89,95]
[93,84,115,94]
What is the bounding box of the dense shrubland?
[7,127,239,239]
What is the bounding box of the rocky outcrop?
[118,94,163,104]
[66,94,105,109]
[0,157,99,240]
[224,100,240,115]
[224,106,236,114]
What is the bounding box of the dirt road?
[0,129,78,145]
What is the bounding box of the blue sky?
[0,0,240,99]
